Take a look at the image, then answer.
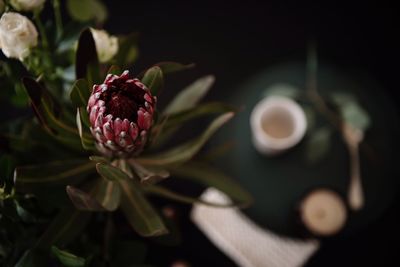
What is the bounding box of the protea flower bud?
[87,70,156,157]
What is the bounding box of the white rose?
[9,0,45,12]
[0,12,38,60]
[91,28,119,63]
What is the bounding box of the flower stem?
[52,0,63,40]
[33,11,49,50]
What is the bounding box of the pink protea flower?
[87,70,156,157]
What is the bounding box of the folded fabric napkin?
[191,188,320,267]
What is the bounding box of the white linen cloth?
[191,188,320,267]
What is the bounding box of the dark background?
[104,1,399,266]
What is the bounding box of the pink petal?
[120,70,130,80]
[129,122,139,141]
[113,118,123,137]
[137,109,152,130]
[144,93,153,103]
[121,118,130,132]
[103,122,114,140]
[94,113,104,128]
[89,106,98,126]
[88,94,97,110]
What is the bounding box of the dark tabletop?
[106,1,399,266]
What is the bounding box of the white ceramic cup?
[250,96,307,155]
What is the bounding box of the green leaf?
[261,83,300,99]
[51,246,86,267]
[76,28,100,86]
[114,33,139,68]
[331,92,371,131]
[0,154,15,192]
[107,65,122,76]
[89,155,108,163]
[14,160,95,193]
[15,250,46,267]
[144,185,234,207]
[67,179,121,212]
[163,75,215,115]
[137,112,234,166]
[78,106,90,128]
[154,62,195,75]
[66,0,107,23]
[96,163,130,181]
[70,79,90,108]
[76,108,95,150]
[93,178,121,211]
[152,102,235,148]
[22,77,82,149]
[305,127,332,164]
[141,66,163,95]
[66,185,105,211]
[341,102,371,131]
[36,206,91,249]
[119,179,168,237]
[162,102,236,130]
[170,161,253,208]
[128,160,170,185]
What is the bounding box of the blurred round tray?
[213,62,400,238]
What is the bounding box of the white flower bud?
[9,0,45,12]
[0,12,38,60]
[90,28,119,63]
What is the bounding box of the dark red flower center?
[101,82,146,121]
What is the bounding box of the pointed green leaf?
[128,160,170,185]
[341,102,371,131]
[141,66,163,95]
[152,102,236,148]
[76,108,95,151]
[107,65,122,76]
[67,179,121,212]
[78,106,90,128]
[66,185,105,211]
[170,161,253,208]
[331,92,371,131]
[163,102,236,130]
[14,160,96,192]
[51,246,86,267]
[163,75,215,115]
[70,79,89,108]
[36,206,91,249]
[15,250,46,267]
[22,77,82,149]
[76,28,100,86]
[119,179,168,236]
[154,61,195,75]
[89,155,109,163]
[138,112,234,166]
[94,178,121,211]
[96,162,130,181]
[144,185,233,207]
[115,33,139,68]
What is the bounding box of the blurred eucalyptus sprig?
[0,1,252,266]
